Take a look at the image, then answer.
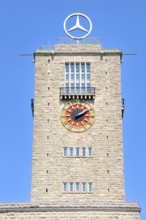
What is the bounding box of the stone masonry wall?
[31,44,125,204]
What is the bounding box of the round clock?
[60,100,95,132]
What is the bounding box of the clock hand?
[75,109,88,118]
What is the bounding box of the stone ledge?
[0,203,140,213]
[34,50,122,56]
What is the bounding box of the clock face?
[60,100,95,132]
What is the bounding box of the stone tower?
[0,19,141,220]
[31,43,125,204]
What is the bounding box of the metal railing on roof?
[38,37,100,50]
[57,37,99,45]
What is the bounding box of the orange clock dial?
[65,104,90,127]
[61,100,95,132]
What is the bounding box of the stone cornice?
[34,51,122,56]
[0,203,140,213]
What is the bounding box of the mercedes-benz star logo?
[64,13,92,40]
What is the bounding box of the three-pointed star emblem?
[64,13,92,40]
[67,15,88,33]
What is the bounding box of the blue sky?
[0,0,146,219]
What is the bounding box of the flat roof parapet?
[54,43,102,53]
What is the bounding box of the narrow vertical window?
[82,147,86,157]
[69,147,73,157]
[76,182,80,192]
[81,63,85,73]
[87,63,90,73]
[76,82,80,94]
[63,182,67,192]
[88,147,92,157]
[76,73,80,81]
[76,62,80,94]
[87,74,90,81]
[76,63,80,89]
[66,74,69,82]
[87,83,91,93]
[70,182,74,192]
[88,182,92,192]
[76,63,79,73]
[86,63,91,93]
[71,73,74,82]
[81,72,85,82]
[65,63,69,72]
[71,83,74,94]
[81,63,85,94]
[65,63,69,94]
[71,64,75,93]
[81,83,85,94]
[71,63,74,72]
[82,182,86,192]
[76,147,80,156]
[66,83,69,94]
[63,147,67,157]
